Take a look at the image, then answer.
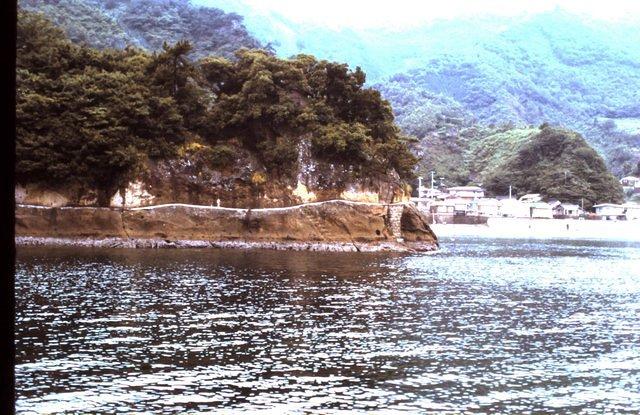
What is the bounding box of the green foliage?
[202,50,415,179]
[147,40,208,130]
[16,10,416,204]
[16,11,185,203]
[311,123,372,163]
[207,144,236,168]
[479,127,624,208]
[256,138,299,174]
[179,141,236,169]
[205,49,309,144]
[372,137,418,181]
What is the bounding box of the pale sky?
[195,0,640,29]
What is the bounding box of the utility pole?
[417,176,423,199]
[430,171,435,190]
[509,185,512,199]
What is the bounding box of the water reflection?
[15,238,640,413]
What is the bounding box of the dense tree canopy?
[16,11,187,203]
[200,50,416,177]
[16,11,416,205]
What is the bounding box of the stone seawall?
[15,201,438,252]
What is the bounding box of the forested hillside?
[17,0,631,206]
[198,0,640,177]
[401,106,624,208]
[16,10,415,206]
[467,126,623,208]
[18,0,263,59]
[380,82,624,205]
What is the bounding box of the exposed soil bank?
[15,200,438,252]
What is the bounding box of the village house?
[429,198,469,215]
[422,188,444,199]
[547,199,561,209]
[498,198,531,218]
[552,203,583,218]
[529,202,554,218]
[593,203,626,220]
[471,198,500,216]
[428,200,454,215]
[446,186,484,200]
[620,176,640,188]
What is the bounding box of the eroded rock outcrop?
[15,201,438,252]
[15,135,411,210]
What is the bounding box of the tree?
[16,11,187,204]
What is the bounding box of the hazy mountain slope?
[197,1,640,176]
[18,0,262,59]
[374,12,640,176]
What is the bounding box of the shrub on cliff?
[311,123,372,164]
[207,144,237,169]
[201,50,416,180]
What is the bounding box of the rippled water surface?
[15,238,640,414]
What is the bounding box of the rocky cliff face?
[16,138,410,209]
[15,201,438,252]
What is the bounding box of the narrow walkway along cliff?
[15,200,439,252]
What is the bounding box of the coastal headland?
[15,200,439,252]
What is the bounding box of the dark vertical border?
[2,1,17,414]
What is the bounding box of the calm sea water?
[15,238,640,414]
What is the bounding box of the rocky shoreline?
[15,236,438,252]
[15,200,439,252]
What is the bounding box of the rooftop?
[447,186,483,192]
[530,202,552,209]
